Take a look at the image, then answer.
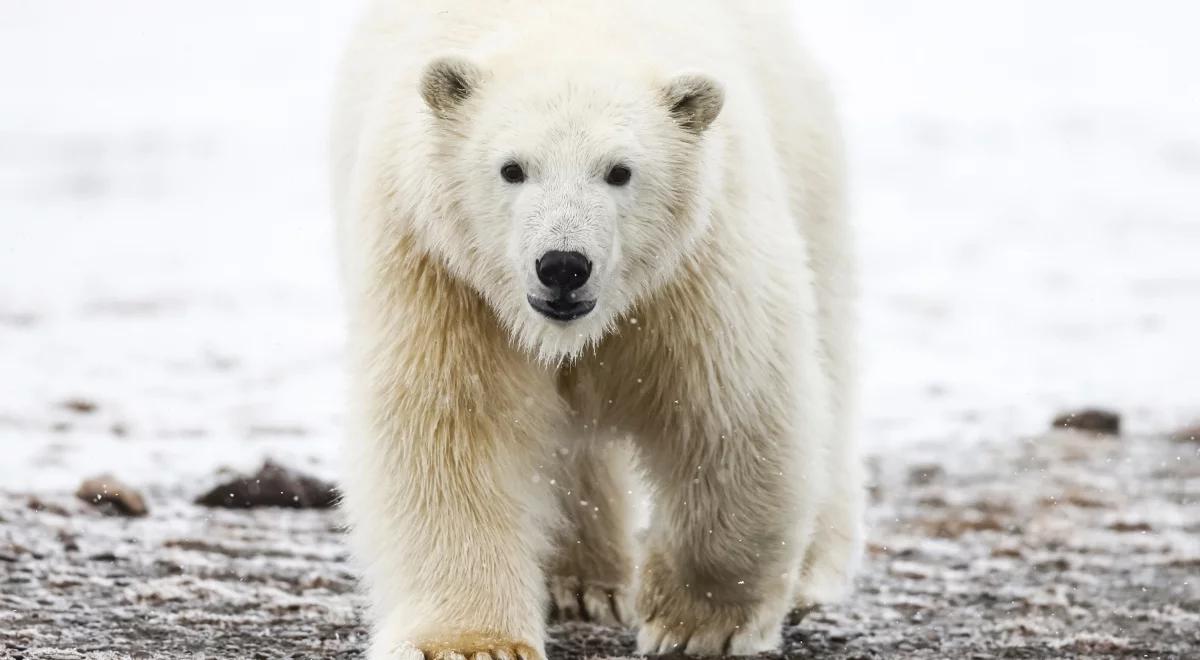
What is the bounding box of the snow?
[797,0,1200,445]
[2,5,1199,657]
[2,0,1199,493]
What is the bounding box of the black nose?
[536,251,591,292]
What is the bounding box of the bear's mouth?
[527,295,596,322]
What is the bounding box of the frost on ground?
[3,430,1198,658]
[2,0,1199,658]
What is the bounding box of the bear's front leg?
[341,257,563,660]
[632,417,818,656]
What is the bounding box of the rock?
[1108,520,1153,533]
[27,496,70,516]
[1052,408,1121,435]
[889,561,933,580]
[75,474,148,517]
[907,463,945,486]
[57,530,80,552]
[990,545,1023,559]
[195,460,338,509]
[1171,424,1200,443]
[61,398,98,414]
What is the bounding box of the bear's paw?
[636,605,781,657]
[388,636,541,660]
[548,574,633,627]
[635,568,785,657]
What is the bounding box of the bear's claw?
[391,638,540,660]
[636,612,779,656]
[548,574,632,626]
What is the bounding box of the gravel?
[3,430,1197,659]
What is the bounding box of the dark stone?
[1108,520,1153,533]
[27,496,70,516]
[61,398,98,414]
[75,474,148,517]
[195,460,338,509]
[1052,408,1121,435]
[1171,424,1200,443]
[907,463,946,485]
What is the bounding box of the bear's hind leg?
[795,456,865,609]
[547,433,637,626]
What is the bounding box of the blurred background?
[3,0,1197,489]
[2,1,1199,657]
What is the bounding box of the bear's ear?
[420,56,484,117]
[661,73,725,133]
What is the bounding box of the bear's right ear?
[420,56,484,118]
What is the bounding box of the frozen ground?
[1,0,1199,658]
[4,430,1198,658]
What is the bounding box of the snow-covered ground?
[2,0,1199,491]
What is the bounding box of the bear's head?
[417,55,725,360]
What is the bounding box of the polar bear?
[331,0,863,658]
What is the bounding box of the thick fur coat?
[331,1,862,657]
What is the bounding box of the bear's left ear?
[661,73,725,134]
[421,56,484,118]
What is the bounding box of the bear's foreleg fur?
[342,238,561,660]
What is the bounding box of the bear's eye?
[500,162,526,184]
[605,164,632,187]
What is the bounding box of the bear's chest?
[556,326,713,437]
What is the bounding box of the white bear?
[331,1,863,658]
